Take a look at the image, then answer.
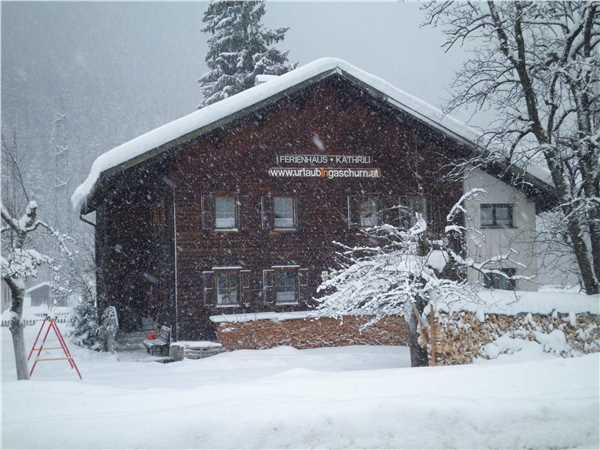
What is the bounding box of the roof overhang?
[73,58,556,214]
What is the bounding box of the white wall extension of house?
[463,168,538,291]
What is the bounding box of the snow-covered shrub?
[69,300,102,351]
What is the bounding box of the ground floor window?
[359,197,381,227]
[484,268,516,290]
[275,270,297,304]
[216,271,239,305]
[399,196,427,229]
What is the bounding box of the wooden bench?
[143,325,171,356]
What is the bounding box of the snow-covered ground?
[2,324,598,449]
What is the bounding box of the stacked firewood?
[428,310,600,365]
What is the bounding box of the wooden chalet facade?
[75,59,554,340]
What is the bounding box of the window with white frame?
[274,196,296,229]
[215,195,236,229]
[359,197,381,227]
[216,271,239,305]
[275,270,297,304]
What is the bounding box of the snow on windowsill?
[173,340,222,348]
[210,310,324,324]
[210,288,599,324]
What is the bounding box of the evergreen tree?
[199,0,295,107]
[69,299,102,351]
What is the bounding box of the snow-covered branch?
[423,0,600,294]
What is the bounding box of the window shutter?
[235,193,242,230]
[262,269,275,304]
[201,193,215,231]
[261,194,273,231]
[298,268,310,304]
[240,269,251,304]
[202,271,215,305]
[347,194,360,229]
[294,197,300,231]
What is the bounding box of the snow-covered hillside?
[2,324,598,449]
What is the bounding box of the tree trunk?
[5,276,30,380]
[588,220,600,289]
[566,213,599,295]
[406,299,429,367]
[544,154,599,294]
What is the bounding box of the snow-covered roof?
[71,57,522,211]
[71,58,484,210]
[25,282,51,293]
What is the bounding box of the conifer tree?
[69,299,102,351]
[199,0,295,107]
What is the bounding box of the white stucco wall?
[463,168,537,291]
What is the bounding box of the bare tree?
[423,1,600,293]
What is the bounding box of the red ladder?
[28,315,82,379]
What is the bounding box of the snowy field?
[2,323,599,449]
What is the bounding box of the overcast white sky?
[2,1,476,191]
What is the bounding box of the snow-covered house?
[72,58,555,340]
[26,282,51,308]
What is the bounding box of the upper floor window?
[215,195,237,229]
[359,197,381,227]
[151,201,166,226]
[216,270,239,306]
[484,268,516,290]
[274,196,296,229]
[275,270,297,304]
[480,204,514,228]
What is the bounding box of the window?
[360,197,381,227]
[399,196,427,229]
[484,268,516,290]
[480,204,514,228]
[274,196,296,229]
[215,195,236,229]
[216,271,239,305]
[151,200,166,226]
[275,270,297,304]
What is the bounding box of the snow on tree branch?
[423,0,600,294]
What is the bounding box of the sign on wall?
[269,154,381,179]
